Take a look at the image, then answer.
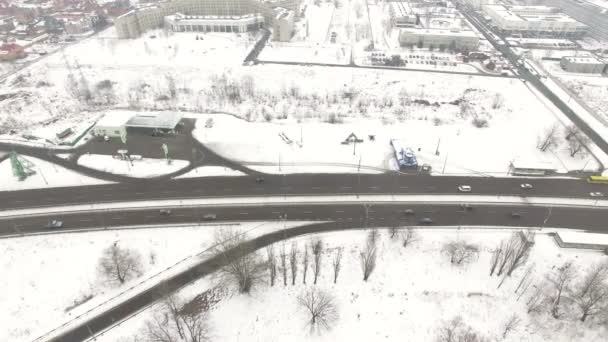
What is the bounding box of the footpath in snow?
[77,154,189,178]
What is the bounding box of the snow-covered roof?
[95,111,134,128]
[562,56,606,65]
[510,159,557,170]
[126,112,183,129]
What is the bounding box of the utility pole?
[442,154,448,174]
[353,139,357,156]
[357,154,362,198]
[435,138,441,155]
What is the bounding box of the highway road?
[1,173,604,211]
[33,201,606,342]
[5,202,608,237]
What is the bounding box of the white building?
[273,7,294,42]
[399,28,480,50]
[483,4,588,37]
[164,12,264,33]
[92,111,132,138]
[560,56,607,74]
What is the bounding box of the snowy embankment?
[6,221,313,342]
[175,165,245,178]
[95,229,608,342]
[0,155,110,191]
[77,154,189,178]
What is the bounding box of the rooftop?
[95,111,134,128]
[126,112,184,129]
[400,28,479,38]
[562,56,606,64]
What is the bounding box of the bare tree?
[312,239,323,285]
[547,261,576,319]
[515,265,535,299]
[280,243,288,286]
[537,125,558,152]
[564,124,580,140]
[266,245,277,286]
[505,232,534,276]
[491,93,504,109]
[501,314,521,339]
[360,231,378,281]
[442,241,479,266]
[297,288,338,331]
[389,221,399,239]
[302,245,310,284]
[401,227,418,248]
[332,248,343,284]
[290,243,298,285]
[570,262,608,322]
[145,293,210,342]
[489,241,504,276]
[99,242,143,285]
[526,282,549,314]
[437,316,487,342]
[568,134,590,157]
[209,228,263,294]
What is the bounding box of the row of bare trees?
[538,124,591,157]
[489,231,534,278]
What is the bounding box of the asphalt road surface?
[5,202,608,238]
[1,173,603,211]
[36,201,607,342]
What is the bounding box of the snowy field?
[78,154,189,178]
[175,165,246,178]
[94,228,608,342]
[3,221,312,342]
[259,42,351,65]
[0,155,110,191]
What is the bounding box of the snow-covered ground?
[0,155,110,191]
[77,154,189,178]
[94,228,608,342]
[193,108,600,176]
[4,221,313,342]
[259,42,351,65]
[175,165,246,178]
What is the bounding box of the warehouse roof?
[126,112,183,129]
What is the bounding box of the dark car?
[203,214,217,221]
[45,219,63,229]
[419,217,433,225]
[255,177,265,183]
[159,209,171,216]
[460,204,473,211]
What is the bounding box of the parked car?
[203,214,217,221]
[590,192,604,197]
[520,183,533,189]
[45,219,63,229]
[159,209,171,216]
[419,217,433,224]
[458,185,472,192]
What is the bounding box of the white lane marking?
[135,192,145,195]
[369,186,380,190]
[336,210,345,213]
[311,187,322,190]
[303,211,313,214]
[239,212,248,215]
[400,186,409,189]
[340,186,353,190]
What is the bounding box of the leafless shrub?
[332,248,343,284]
[493,232,534,277]
[360,231,378,281]
[568,134,590,157]
[501,314,521,339]
[526,282,549,314]
[401,227,418,248]
[491,93,504,109]
[144,294,210,342]
[537,124,558,152]
[98,242,143,285]
[442,241,479,266]
[436,316,487,342]
[297,288,338,332]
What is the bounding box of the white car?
[590,192,604,197]
[520,183,533,189]
[458,185,472,192]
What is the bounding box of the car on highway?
[403,209,415,216]
[510,212,521,219]
[458,185,472,192]
[419,217,433,225]
[255,177,265,183]
[590,192,604,197]
[520,183,533,190]
[45,219,63,229]
[159,209,172,216]
[460,204,473,211]
[203,214,217,221]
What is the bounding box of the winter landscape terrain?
[2,0,608,342]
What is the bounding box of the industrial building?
[92,111,184,138]
[560,56,607,74]
[115,0,298,42]
[399,28,480,50]
[483,4,588,37]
